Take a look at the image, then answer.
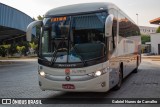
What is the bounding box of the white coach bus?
[26,2,141,92]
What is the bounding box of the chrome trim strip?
[45,74,95,81]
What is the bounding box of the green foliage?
[16,46,25,51]
[20,41,29,56]
[29,42,38,54]
[33,15,43,21]
[156,26,160,33]
[2,44,11,49]
[0,45,11,57]
[0,46,7,57]
[29,42,38,50]
[141,35,150,44]
[9,43,17,56]
[16,46,25,55]
[37,15,43,20]
[32,17,36,21]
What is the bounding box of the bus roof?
[44,2,118,17]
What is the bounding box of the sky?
[0,0,159,27]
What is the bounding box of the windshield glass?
[40,12,107,64]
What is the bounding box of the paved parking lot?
[0,59,160,106]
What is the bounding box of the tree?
[29,42,38,54]
[37,15,43,20]
[156,26,160,33]
[9,43,17,56]
[20,41,29,56]
[0,45,11,57]
[0,46,7,57]
[141,35,150,44]
[32,17,36,21]
[29,42,38,50]
[3,45,11,57]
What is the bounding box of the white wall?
[139,26,157,35]
[150,33,160,54]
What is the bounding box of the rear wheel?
[133,57,139,73]
[114,67,123,90]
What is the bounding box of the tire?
[133,57,139,73]
[114,67,123,90]
[133,67,138,73]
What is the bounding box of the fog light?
[101,82,106,87]
[95,71,102,76]
[40,71,45,76]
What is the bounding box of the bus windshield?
[40,12,107,64]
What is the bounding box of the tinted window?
[119,12,140,38]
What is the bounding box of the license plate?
[62,84,75,89]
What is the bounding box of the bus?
[26,2,141,92]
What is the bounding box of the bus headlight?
[88,69,107,77]
[40,71,45,77]
[95,71,102,76]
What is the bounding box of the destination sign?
[51,16,67,22]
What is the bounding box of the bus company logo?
[58,64,76,67]
[2,99,11,104]
[65,68,70,75]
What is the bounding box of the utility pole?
[136,13,139,25]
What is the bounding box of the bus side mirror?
[105,14,114,37]
[26,20,42,41]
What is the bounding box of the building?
[0,3,34,45]
[139,26,157,35]
[150,17,160,25]
[149,33,160,54]
[146,17,160,54]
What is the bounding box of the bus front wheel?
[114,67,123,90]
[133,57,139,73]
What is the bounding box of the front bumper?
[38,73,109,92]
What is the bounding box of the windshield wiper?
[73,46,86,66]
[50,38,67,65]
[50,50,57,65]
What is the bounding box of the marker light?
[40,71,45,76]
[95,71,102,76]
